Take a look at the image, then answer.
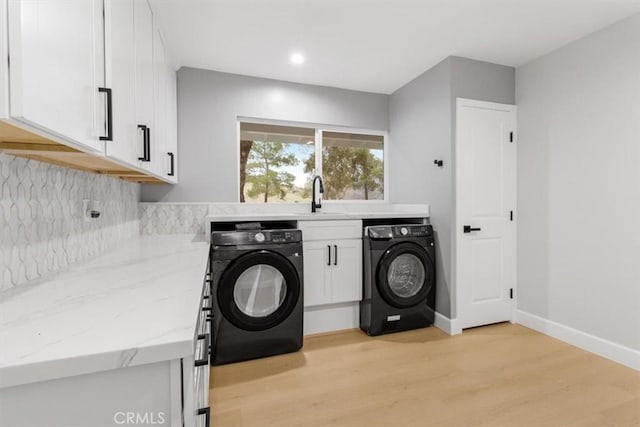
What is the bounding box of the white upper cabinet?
[165,66,178,182]
[1,0,178,183]
[7,0,106,153]
[152,26,179,182]
[151,26,167,176]
[104,0,137,164]
[134,0,155,169]
[104,0,177,181]
[0,0,8,119]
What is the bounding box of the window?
[239,121,386,203]
[321,131,384,201]
[239,123,315,203]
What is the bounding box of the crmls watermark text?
[113,412,166,425]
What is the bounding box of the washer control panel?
[270,230,302,243]
[211,229,303,246]
[391,225,430,237]
[366,224,432,240]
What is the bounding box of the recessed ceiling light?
[290,53,305,65]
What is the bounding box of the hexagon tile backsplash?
[0,153,140,291]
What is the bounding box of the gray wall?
[141,68,389,202]
[390,59,453,317]
[516,13,640,350]
[389,56,515,318]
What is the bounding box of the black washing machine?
[210,227,303,365]
[360,224,436,336]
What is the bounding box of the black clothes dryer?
[360,224,436,336]
[210,228,303,365]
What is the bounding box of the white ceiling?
[151,0,640,94]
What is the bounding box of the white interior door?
[456,98,516,330]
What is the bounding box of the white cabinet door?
[330,239,362,304]
[302,241,331,307]
[0,0,9,119]
[104,0,137,165]
[151,26,166,176]
[8,0,105,152]
[164,66,178,182]
[134,0,154,167]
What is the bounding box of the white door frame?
[453,98,517,332]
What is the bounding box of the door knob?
[463,225,481,233]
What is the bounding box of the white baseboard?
[434,312,462,335]
[515,309,640,371]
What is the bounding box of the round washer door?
[376,242,434,308]
[218,250,301,331]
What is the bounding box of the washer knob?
[254,232,266,243]
[400,227,409,236]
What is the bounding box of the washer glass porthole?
[386,253,425,298]
[233,264,287,317]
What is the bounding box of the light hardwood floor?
[210,323,640,426]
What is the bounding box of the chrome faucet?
[311,175,324,213]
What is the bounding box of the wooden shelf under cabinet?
[0,121,166,183]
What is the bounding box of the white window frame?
[237,117,389,203]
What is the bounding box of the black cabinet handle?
[137,125,149,161]
[463,225,481,233]
[145,127,151,162]
[167,152,175,176]
[195,333,210,367]
[197,407,210,427]
[334,245,337,266]
[98,87,113,141]
[327,245,331,266]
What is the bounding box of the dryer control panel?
[366,224,432,240]
[211,229,303,245]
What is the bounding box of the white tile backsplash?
[0,153,140,291]
[139,203,210,235]
[139,201,430,235]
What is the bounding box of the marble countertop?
[206,204,430,235]
[0,234,210,388]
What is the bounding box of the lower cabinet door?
[302,240,332,307]
[193,334,210,427]
[330,239,363,304]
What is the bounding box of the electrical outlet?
[83,200,101,222]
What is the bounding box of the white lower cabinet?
[0,278,212,427]
[300,220,363,307]
[0,360,182,427]
[329,238,362,304]
[302,240,333,306]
